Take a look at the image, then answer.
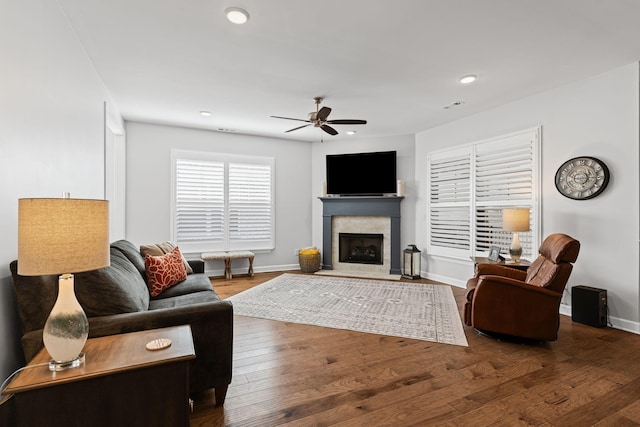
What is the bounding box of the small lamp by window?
[18,195,109,371]
[502,208,530,263]
[402,244,421,279]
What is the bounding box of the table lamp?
[18,196,109,371]
[502,208,530,263]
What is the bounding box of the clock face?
[555,157,610,200]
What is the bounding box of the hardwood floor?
[190,271,640,426]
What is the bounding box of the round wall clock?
[555,156,610,200]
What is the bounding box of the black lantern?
[402,244,421,279]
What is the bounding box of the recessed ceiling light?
[459,74,477,84]
[200,111,212,117]
[346,131,357,135]
[225,7,249,24]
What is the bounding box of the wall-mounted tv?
[326,151,397,196]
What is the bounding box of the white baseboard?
[422,272,466,288]
[205,263,299,278]
[560,303,640,334]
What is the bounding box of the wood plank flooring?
[190,271,640,426]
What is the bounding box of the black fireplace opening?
[339,233,383,265]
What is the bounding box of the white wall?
[416,63,640,331]
[0,1,122,381]
[125,122,313,273]
[310,134,417,257]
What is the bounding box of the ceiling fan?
[271,97,367,137]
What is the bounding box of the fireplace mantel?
[319,196,403,274]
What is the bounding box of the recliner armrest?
[475,275,559,298]
[475,264,527,281]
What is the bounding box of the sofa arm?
[91,301,233,391]
[21,330,45,362]
[188,259,205,274]
[87,301,231,335]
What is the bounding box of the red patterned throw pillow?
[144,246,188,297]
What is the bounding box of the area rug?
[226,273,468,346]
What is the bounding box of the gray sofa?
[10,239,233,405]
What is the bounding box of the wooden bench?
[201,251,255,279]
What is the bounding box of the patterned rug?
[226,273,468,346]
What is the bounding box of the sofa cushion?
[75,248,150,316]
[111,239,147,278]
[148,291,220,310]
[145,247,188,297]
[150,272,215,300]
[140,241,193,274]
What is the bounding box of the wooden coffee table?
[4,325,195,427]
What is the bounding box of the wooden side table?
[4,325,195,427]
[470,256,531,272]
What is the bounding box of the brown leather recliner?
[464,233,580,341]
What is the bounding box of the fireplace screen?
[339,233,383,265]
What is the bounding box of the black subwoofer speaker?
[571,285,607,327]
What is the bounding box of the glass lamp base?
[49,352,85,371]
[509,232,523,263]
[509,247,523,263]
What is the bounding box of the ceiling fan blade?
[285,124,311,133]
[326,119,367,125]
[317,106,332,121]
[321,125,338,136]
[271,115,310,123]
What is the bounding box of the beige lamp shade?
[502,208,530,232]
[18,198,110,276]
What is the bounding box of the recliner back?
[525,233,580,293]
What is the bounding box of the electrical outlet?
[294,249,299,256]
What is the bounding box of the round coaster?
[145,338,172,351]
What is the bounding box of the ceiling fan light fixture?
[271,97,367,139]
[459,74,478,84]
[225,7,250,24]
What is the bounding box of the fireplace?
[339,233,383,265]
[319,196,403,274]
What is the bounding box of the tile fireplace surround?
[319,196,403,275]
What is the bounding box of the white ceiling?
[58,0,640,143]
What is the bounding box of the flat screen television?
[326,151,397,196]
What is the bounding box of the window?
[427,128,540,260]
[171,150,275,253]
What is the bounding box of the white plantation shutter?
[228,162,273,246]
[427,128,540,260]
[175,159,225,245]
[428,150,472,257]
[172,151,275,253]
[475,135,536,256]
